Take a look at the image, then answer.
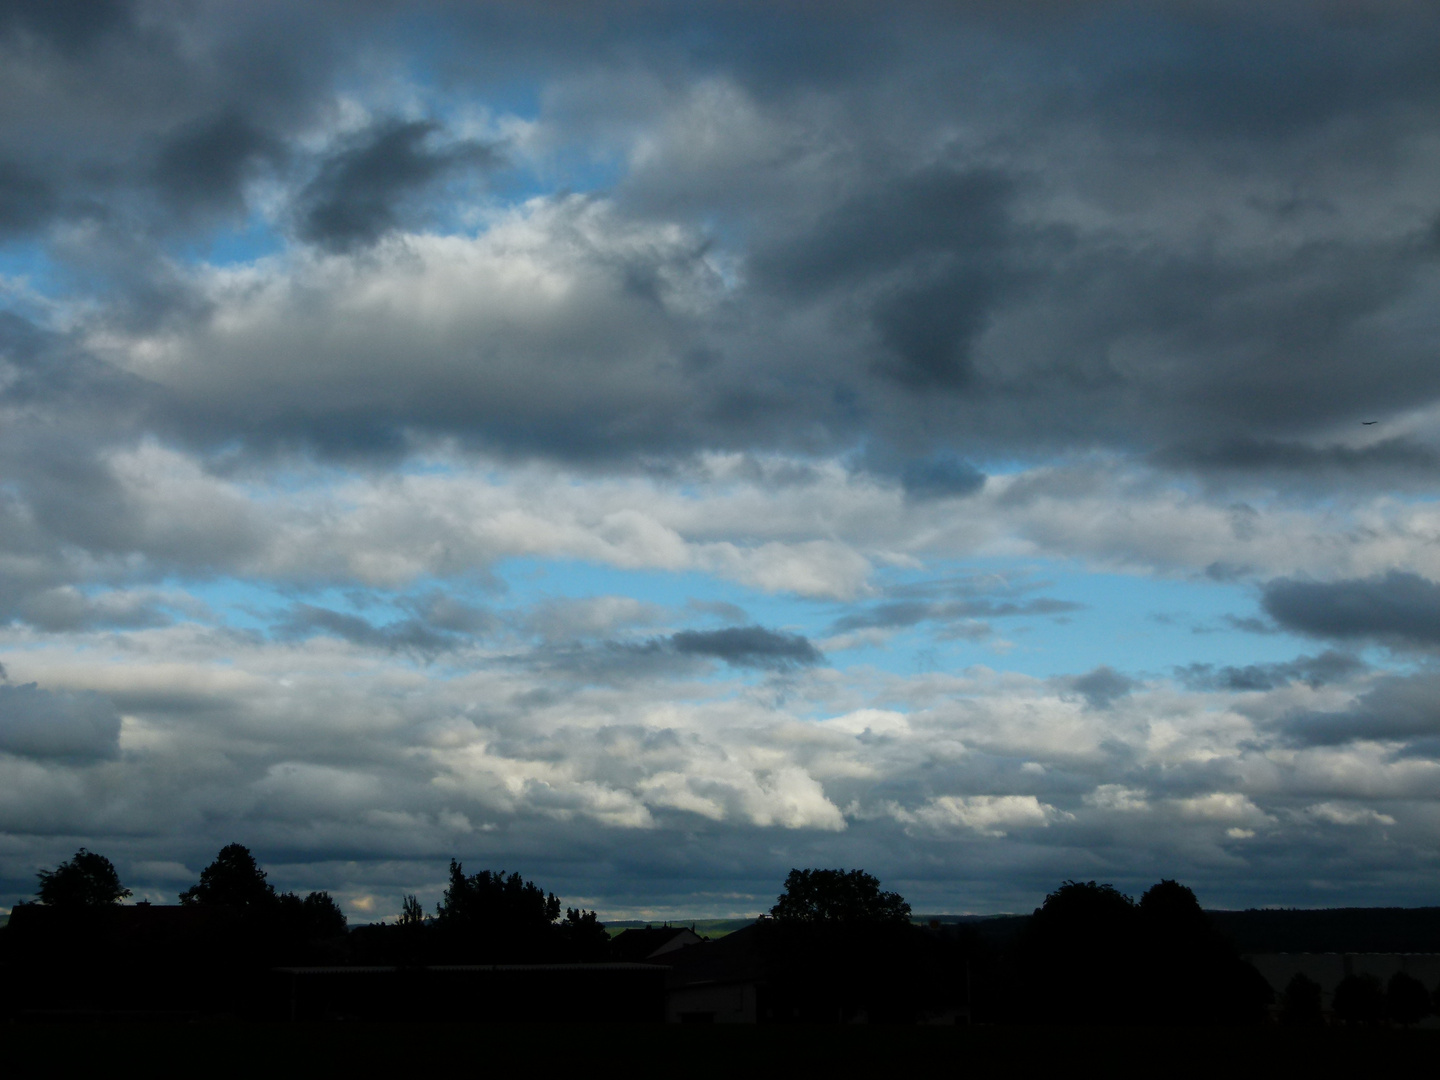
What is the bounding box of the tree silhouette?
[275,889,347,937]
[769,868,911,924]
[434,861,562,928]
[1139,879,1209,936]
[1280,973,1325,1027]
[399,893,426,926]
[759,869,944,1023]
[430,861,564,961]
[35,848,131,907]
[1136,878,1272,1025]
[1021,880,1139,1023]
[179,843,277,907]
[559,907,612,960]
[1387,971,1431,1026]
[1332,973,1385,1025]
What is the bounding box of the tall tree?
[431,861,564,962]
[35,848,132,907]
[1387,971,1431,1026]
[1333,973,1385,1024]
[179,843,277,907]
[1280,973,1325,1027]
[769,868,911,925]
[434,860,561,928]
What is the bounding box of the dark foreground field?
[5,1023,1437,1075]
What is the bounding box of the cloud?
[832,594,1079,634]
[1263,572,1440,647]
[0,682,121,761]
[905,794,1060,837]
[667,625,823,669]
[0,158,57,235]
[1176,650,1367,692]
[0,0,136,55]
[897,455,986,501]
[1305,802,1396,828]
[752,164,1018,389]
[16,586,177,632]
[295,120,500,251]
[1280,670,1440,747]
[5,3,1440,916]
[1067,666,1136,710]
[272,602,468,656]
[152,110,285,218]
[1160,437,1440,479]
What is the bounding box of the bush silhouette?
[1387,971,1430,1026]
[1333,973,1385,1025]
[1279,973,1325,1027]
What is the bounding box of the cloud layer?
[2,2,1440,918]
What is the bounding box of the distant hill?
[914,907,1440,954]
[1208,907,1440,953]
[604,918,754,939]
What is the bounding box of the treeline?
[731,875,1281,1025]
[8,848,1440,1026]
[975,879,1272,1024]
[353,860,612,964]
[956,880,1440,1027]
[11,843,612,966]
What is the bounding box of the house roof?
[611,926,705,961]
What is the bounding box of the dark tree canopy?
[179,843,277,907]
[769,868,911,925]
[1333,973,1386,1025]
[1020,878,1270,1026]
[35,848,131,907]
[275,889,347,937]
[1387,971,1431,1026]
[1033,880,1136,931]
[1280,973,1325,1027]
[435,861,562,929]
[1139,879,1208,935]
[399,893,426,926]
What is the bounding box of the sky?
[2,1,1440,921]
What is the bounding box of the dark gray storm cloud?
[1263,572,1440,647]
[832,596,1079,634]
[0,0,135,54]
[751,166,1017,390]
[1157,437,1440,480]
[152,110,285,217]
[17,588,173,632]
[1066,666,1136,710]
[0,159,57,235]
[1177,650,1367,692]
[273,602,471,656]
[1281,671,1440,748]
[668,626,822,669]
[897,455,986,501]
[0,3,1437,477]
[0,681,121,760]
[295,120,500,251]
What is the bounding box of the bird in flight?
[1362,420,1378,425]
